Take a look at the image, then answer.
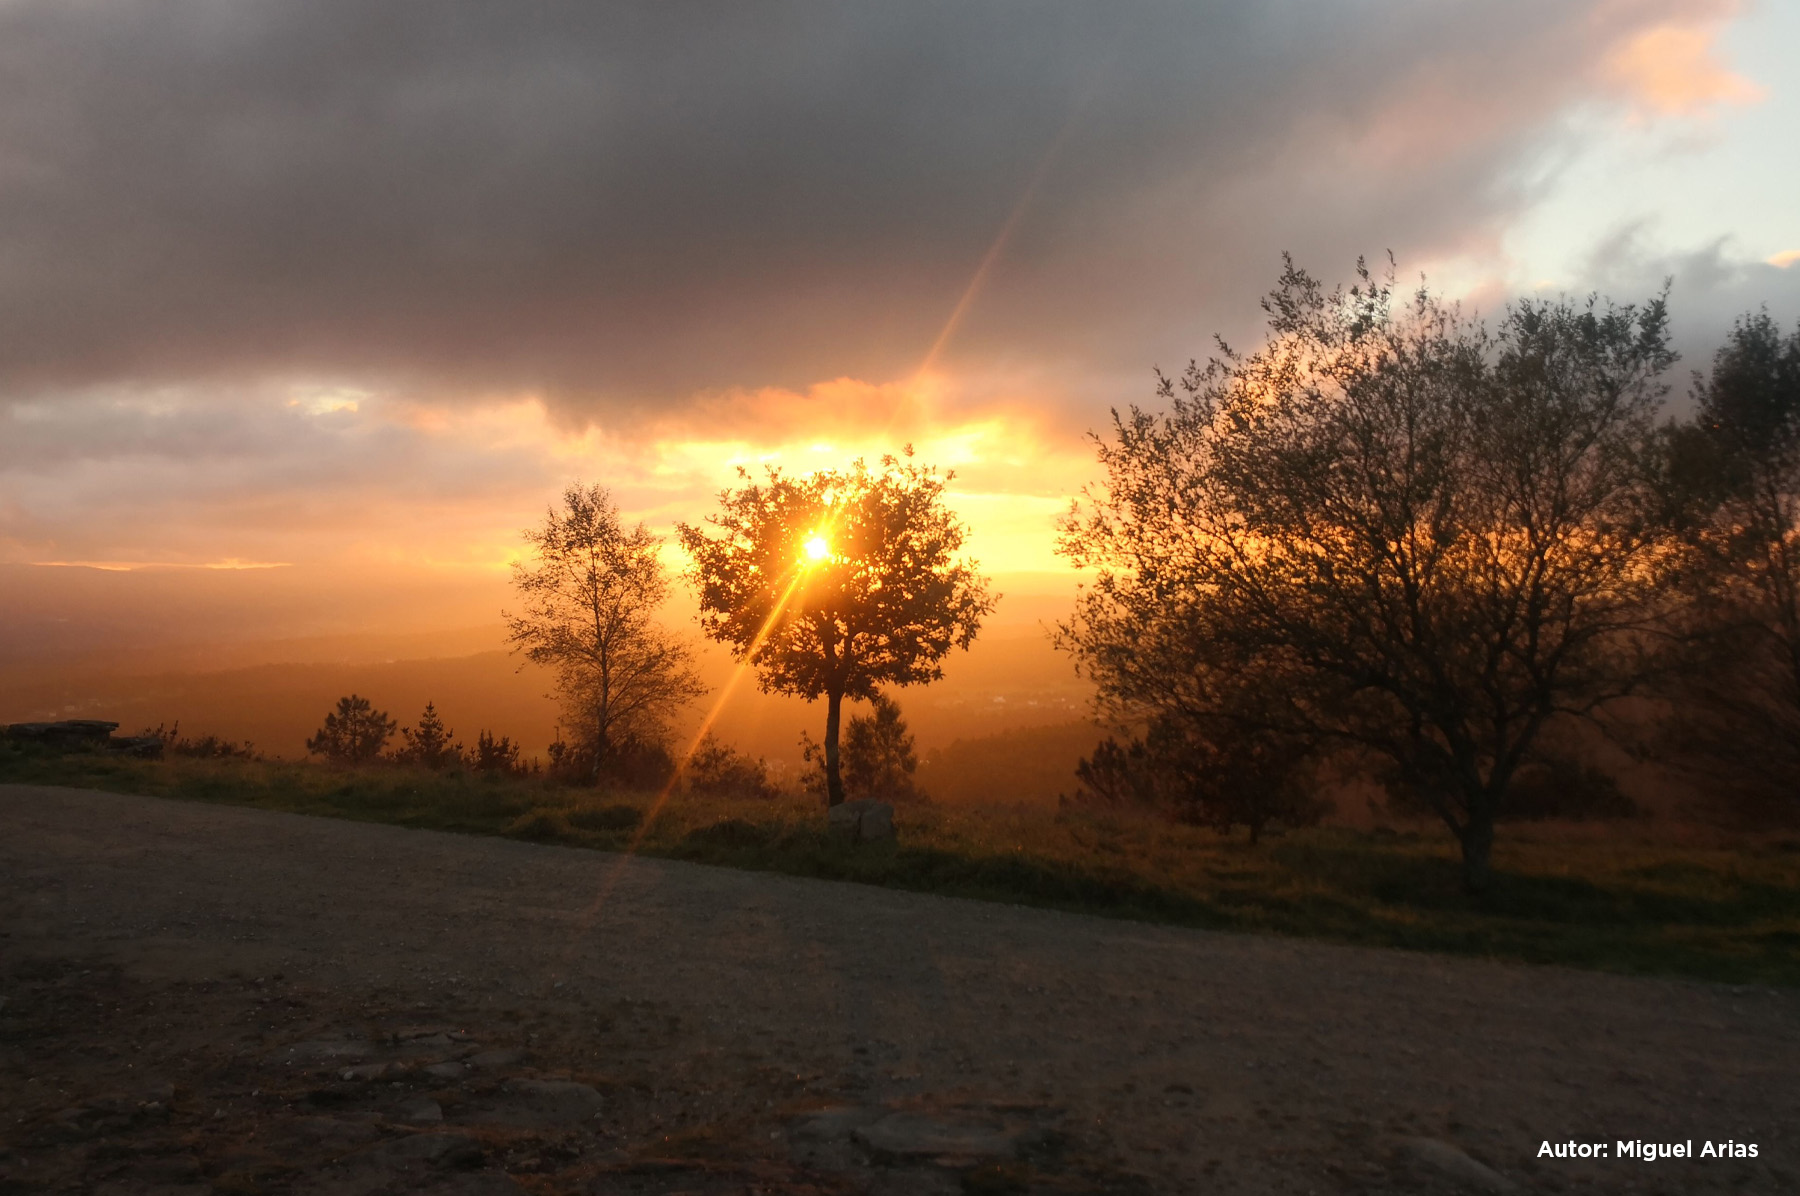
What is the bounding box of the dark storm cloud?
[0,0,1724,409]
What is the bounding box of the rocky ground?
[1,785,1795,1195]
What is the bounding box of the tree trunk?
[823,688,846,807]
[1460,813,1494,894]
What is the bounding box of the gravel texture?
[1,783,1795,1194]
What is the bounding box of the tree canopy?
[1057,257,1679,889]
[680,451,993,805]
[1657,311,1800,812]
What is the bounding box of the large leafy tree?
[507,484,705,780]
[1658,312,1800,814]
[1057,258,1678,890]
[680,452,993,806]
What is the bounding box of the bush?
[1500,757,1637,822]
[471,730,522,776]
[566,804,644,833]
[144,723,258,760]
[799,694,925,804]
[548,734,675,789]
[683,735,779,800]
[506,807,572,840]
[1067,720,1325,844]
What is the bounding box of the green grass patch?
[4,743,1797,986]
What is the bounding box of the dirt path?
[1,785,1795,1195]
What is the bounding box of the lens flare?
[803,535,830,561]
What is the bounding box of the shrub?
[1067,720,1325,844]
[683,735,779,801]
[144,723,258,760]
[566,804,644,833]
[392,702,463,770]
[799,694,924,804]
[471,730,522,775]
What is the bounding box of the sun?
[803,535,831,562]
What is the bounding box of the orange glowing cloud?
[1605,21,1763,119]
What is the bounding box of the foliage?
[547,732,673,789]
[680,450,993,805]
[682,734,780,801]
[471,729,522,775]
[392,701,464,771]
[144,722,258,760]
[800,693,924,803]
[1057,257,1679,890]
[304,695,397,764]
[1069,720,1324,842]
[7,743,1798,987]
[1655,312,1800,820]
[507,483,705,780]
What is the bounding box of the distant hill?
[1,629,1094,769]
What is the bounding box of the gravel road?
[1,784,1795,1195]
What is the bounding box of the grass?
[5,743,1798,987]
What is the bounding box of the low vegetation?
[5,741,1795,988]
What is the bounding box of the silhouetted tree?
[1656,311,1800,816]
[306,695,396,764]
[507,483,705,781]
[471,730,521,775]
[393,701,463,770]
[681,451,993,806]
[1057,258,1679,890]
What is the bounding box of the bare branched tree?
[1057,257,1679,890]
[506,484,705,780]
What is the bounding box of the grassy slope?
[5,745,1797,987]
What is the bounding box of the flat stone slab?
[476,1078,605,1127]
[364,1131,484,1167]
[790,1105,885,1140]
[277,1039,373,1064]
[852,1112,1026,1161]
[396,1097,443,1124]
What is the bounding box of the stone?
[5,720,117,746]
[280,1039,373,1064]
[424,1062,467,1081]
[108,735,165,759]
[466,1048,522,1070]
[397,1097,443,1123]
[340,1063,390,1082]
[791,1105,884,1140]
[828,800,895,843]
[367,1132,483,1167]
[490,1078,605,1125]
[853,1112,1025,1162]
[1396,1137,1519,1195]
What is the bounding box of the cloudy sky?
[2,0,1797,617]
